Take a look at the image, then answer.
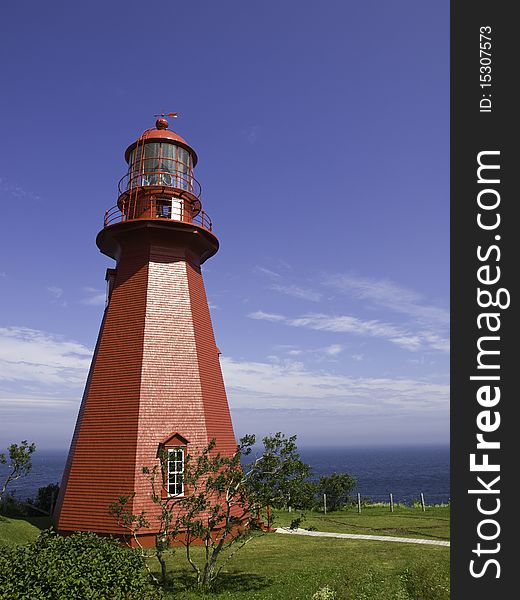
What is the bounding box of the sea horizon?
[1,444,449,506]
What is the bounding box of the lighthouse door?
[156,196,185,222]
[171,197,184,222]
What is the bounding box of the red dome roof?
[124,122,198,166]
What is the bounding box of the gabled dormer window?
[157,432,189,498]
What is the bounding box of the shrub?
[0,529,161,600]
[289,516,305,530]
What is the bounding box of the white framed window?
[167,447,184,496]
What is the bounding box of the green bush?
[0,529,161,600]
[289,514,305,530]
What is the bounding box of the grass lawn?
[0,509,450,599]
[0,515,51,547]
[152,532,449,599]
[272,505,450,542]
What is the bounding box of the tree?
[243,432,312,526]
[288,479,319,510]
[0,440,36,503]
[109,432,312,589]
[317,472,357,512]
[31,482,60,514]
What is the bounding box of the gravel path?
[275,527,450,547]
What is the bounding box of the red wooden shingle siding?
[55,238,237,536]
[187,260,237,455]
[55,242,149,533]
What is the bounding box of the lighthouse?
[54,117,237,545]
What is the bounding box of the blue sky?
[0,0,449,449]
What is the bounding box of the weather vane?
[154,112,178,118]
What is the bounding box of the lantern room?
[104,117,211,231]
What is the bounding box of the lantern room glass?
[128,142,192,191]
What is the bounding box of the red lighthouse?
[54,117,237,544]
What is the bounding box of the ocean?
[1,445,449,506]
[300,445,449,505]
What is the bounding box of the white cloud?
[249,310,286,323]
[0,327,91,387]
[270,283,322,302]
[276,344,342,360]
[221,357,448,416]
[0,177,41,202]
[323,344,343,356]
[243,125,260,144]
[326,274,449,327]
[81,287,106,306]
[46,286,68,307]
[0,394,78,409]
[254,266,282,279]
[248,310,436,352]
[47,286,63,299]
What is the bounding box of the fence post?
[323,494,327,515]
[420,492,426,512]
[389,493,394,513]
[357,492,361,514]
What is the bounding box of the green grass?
[0,509,450,599]
[272,505,450,542]
[0,515,51,547]
[150,532,449,599]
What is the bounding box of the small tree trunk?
[202,555,218,587]
[157,551,167,585]
[267,504,271,528]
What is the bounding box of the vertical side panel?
[133,245,209,520]
[55,243,149,534]
[186,260,237,455]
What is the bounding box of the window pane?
[144,142,160,158]
[161,143,176,160]
[167,447,184,496]
[178,148,188,166]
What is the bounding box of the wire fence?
[353,491,450,505]
[315,491,450,515]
